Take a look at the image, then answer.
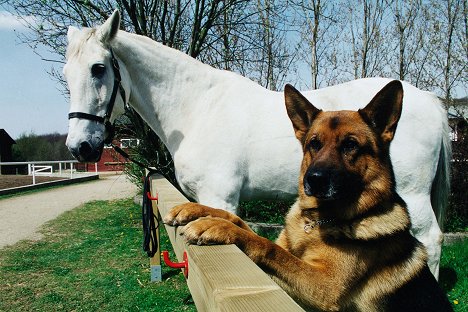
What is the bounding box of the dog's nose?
[304,169,330,197]
[304,168,336,198]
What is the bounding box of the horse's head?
[64,10,127,162]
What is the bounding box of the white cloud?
[0,11,35,31]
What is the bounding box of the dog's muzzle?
[303,167,360,200]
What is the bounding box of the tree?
[293,0,343,89]
[242,0,298,91]
[12,132,73,161]
[390,0,425,81]
[346,0,391,79]
[423,0,466,102]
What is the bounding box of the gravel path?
[0,173,138,248]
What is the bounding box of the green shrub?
[238,199,293,224]
[446,120,467,232]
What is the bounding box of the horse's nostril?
[79,141,93,157]
[69,148,80,159]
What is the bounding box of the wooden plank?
[149,202,161,282]
[149,174,304,312]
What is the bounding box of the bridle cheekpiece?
[68,48,126,144]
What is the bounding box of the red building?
[76,138,139,172]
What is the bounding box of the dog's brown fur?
[164,81,452,311]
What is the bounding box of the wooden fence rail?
[149,174,304,312]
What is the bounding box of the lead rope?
[142,171,159,257]
[110,143,159,257]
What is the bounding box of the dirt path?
[0,175,67,189]
[0,173,138,248]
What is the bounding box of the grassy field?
[0,198,195,312]
[0,197,465,311]
[439,239,468,310]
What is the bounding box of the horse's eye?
[91,64,106,78]
[342,138,359,152]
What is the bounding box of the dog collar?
[304,219,334,233]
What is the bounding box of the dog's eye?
[91,64,106,78]
[342,138,359,152]
[308,138,322,151]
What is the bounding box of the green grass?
[0,198,195,312]
[0,178,101,200]
[440,239,468,311]
[0,184,65,200]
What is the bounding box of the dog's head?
[284,81,403,214]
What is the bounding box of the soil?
[0,175,66,190]
[0,173,138,248]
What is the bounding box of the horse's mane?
[66,28,97,59]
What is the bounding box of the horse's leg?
[196,184,241,215]
[180,171,242,215]
[173,147,243,214]
[403,193,443,279]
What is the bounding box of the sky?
[0,8,465,141]
[0,11,68,140]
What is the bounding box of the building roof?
[0,129,16,145]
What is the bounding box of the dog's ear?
[284,84,321,142]
[359,80,403,143]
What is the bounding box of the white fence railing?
[30,165,53,176]
[0,160,98,185]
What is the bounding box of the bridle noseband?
[68,48,126,144]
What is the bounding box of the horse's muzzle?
[69,141,103,162]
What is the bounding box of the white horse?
[64,11,450,277]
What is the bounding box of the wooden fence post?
[147,171,162,282]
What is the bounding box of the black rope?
[110,143,149,170]
[110,143,159,257]
[142,171,159,257]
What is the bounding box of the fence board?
[150,174,304,312]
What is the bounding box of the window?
[120,138,140,148]
[450,130,458,142]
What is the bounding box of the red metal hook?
[162,250,188,278]
[147,191,158,201]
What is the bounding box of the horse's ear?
[284,84,321,143]
[358,80,404,143]
[67,26,79,43]
[97,10,120,44]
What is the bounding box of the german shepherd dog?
[164,80,452,311]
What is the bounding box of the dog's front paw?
[182,217,242,246]
[164,203,214,226]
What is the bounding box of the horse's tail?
[431,108,452,232]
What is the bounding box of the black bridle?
[68,48,126,144]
